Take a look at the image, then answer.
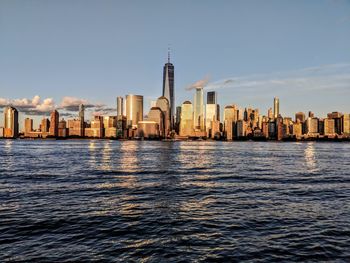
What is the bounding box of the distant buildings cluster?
[1,53,350,141]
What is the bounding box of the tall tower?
[126,94,143,128]
[4,106,19,138]
[49,110,59,137]
[162,48,175,130]
[205,91,220,137]
[79,104,85,137]
[194,87,205,131]
[273,97,279,119]
[117,96,124,117]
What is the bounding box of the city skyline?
[1,0,350,127]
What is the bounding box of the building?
[67,119,84,137]
[273,97,279,119]
[41,118,50,133]
[179,101,193,137]
[295,112,306,123]
[324,118,335,136]
[211,120,221,139]
[104,116,117,138]
[49,110,59,137]
[85,116,103,138]
[24,118,33,136]
[305,117,319,136]
[223,105,238,140]
[236,120,247,138]
[193,87,205,132]
[205,91,220,138]
[327,112,343,135]
[156,96,170,137]
[175,106,181,133]
[117,96,124,117]
[79,104,85,137]
[267,108,273,120]
[4,106,19,138]
[343,114,350,135]
[137,121,160,139]
[148,107,165,138]
[58,119,67,138]
[162,50,175,130]
[126,94,143,129]
[291,121,303,138]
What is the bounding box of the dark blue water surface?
[0,140,350,262]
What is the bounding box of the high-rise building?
[179,101,193,137]
[148,107,165,137]
[85,116,104,138]
[305,117,319,136]
[117,96,124,117]
[24,118,33,135]
[79,104,85,136]
[175,106,181,133]
[207,91,217,105]
[137,121,160,139]
[49,110,59,137]
[126,94,143,129]
[327,112,343,135]
[324,118,335,136]
[156,96,170,137]
[41,118,50,133]
[273,97,279,119]
[205,91,220,138]
[267,108,273,120]
[342,114,350,135]
[58,119,67,138]
[4,106,19,138]
[295,112,306,123]
[223,105,237,140]
[193,87,205,131]
[162,49,175,130]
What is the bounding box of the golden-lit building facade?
[137,121,159,139]
[4,106,19,138]
[126,94,143,129]
[324,118,335,136]
[273,97,279,119]
[179,101,193,137]
[148,107,164,138]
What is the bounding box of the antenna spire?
[167,45,170,63]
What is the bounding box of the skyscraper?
[273,97,279,119]
[205,91,220,137]
[117,96,124,117]
[126,94,143,129]
[207,91,217,104]
[162,49,175,130]
[4,106,19,138]
[193,87,205,131]
[156,96,170,137]
[79,104,85,137]
[179,101,193,137]
[49,110,59,137]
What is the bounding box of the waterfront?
[1,140,350,262]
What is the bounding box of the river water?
[0,140,349,262]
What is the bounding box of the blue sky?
[1,0,350,128]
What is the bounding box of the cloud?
[186,76,210,90]
[0,95,110,116]
[206,63,350,94]
[0,95,55,115]
[59,96,104,111]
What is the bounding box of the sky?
[1,0,350,130]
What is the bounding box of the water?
[0,140,350,262]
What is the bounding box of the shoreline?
[1,137,350,143]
